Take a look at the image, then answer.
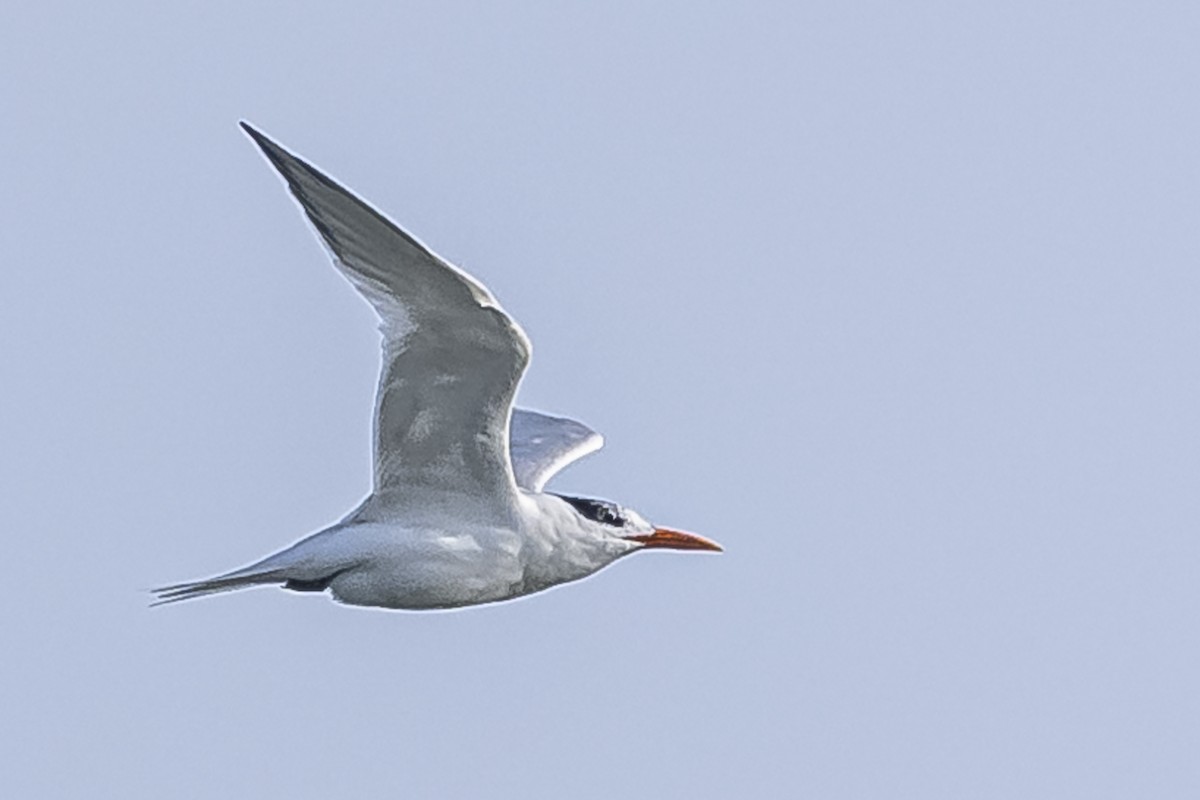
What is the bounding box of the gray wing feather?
[509,408,604,492]
[242,123,530,512]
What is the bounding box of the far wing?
[509,408,604,492]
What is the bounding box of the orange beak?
[625,527,723,552]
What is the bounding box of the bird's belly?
[323,529,525,610]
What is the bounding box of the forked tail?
[150,569,287,606]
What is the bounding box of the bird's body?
[154,123,719,611]
[193,492,637,609]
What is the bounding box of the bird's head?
[552,494,723,553]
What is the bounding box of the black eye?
[554,494,627,527]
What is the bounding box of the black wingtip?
[237,120,306,184]
[238,119,277,154]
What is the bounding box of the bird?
[153,122,721,610]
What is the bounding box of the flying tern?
[153,123,720,610]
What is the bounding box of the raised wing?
[509,408,604,491]
[242,122,530,513]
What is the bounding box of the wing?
[509,408,604,492]
[241,122,530,513]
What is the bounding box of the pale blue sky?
[3,2,1199,797]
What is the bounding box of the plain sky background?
[3,1,1198,797]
